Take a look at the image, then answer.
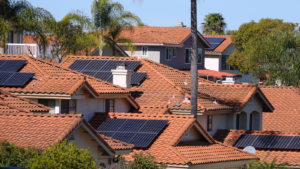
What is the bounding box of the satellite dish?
[243,146,256,154]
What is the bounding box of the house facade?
[0,55,139,121]
[61,56,273,136]
[203,35,257,84]
[116,25,211,70]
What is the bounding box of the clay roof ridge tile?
[167,145,189,164]
[23,55,48,76]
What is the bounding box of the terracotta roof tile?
[0,89,50,113]
[214,129,300,166]
[119,26,210,47]
[203,35,232,53]
[198,69,241,78]
[89,113,256,165]
[61,56,259,111]
[0,113,83,149]
[130,106,172,115]
[100,134,134,150]
[0,55,129,95]
[260,86,300,132]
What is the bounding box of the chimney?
[111,64,133,88]
[222,76,236,85]
[175,22,186,27]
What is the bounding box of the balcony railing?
[6,43,54,59]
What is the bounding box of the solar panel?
[234,134,300,150]
[130,133,157,147]
[100,60,125,72]
[94,72,112,81]
[0,60,27,72]
[81,71,97,77]
[131,72,147,85]
[3,73,34,86]
[68,60,92,71]
[97,119,168,148]
[124,61,141,71]
[82,60,107,71]
[0,72,14,85]
[205,37,226,50]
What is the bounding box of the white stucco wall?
[70,126,111,167]
[204,55,220,71]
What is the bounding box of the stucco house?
[61,56,274,136]
[89,112,258,169]
[203,35,257,84]
[0,54,139,121]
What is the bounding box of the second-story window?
[61,99,77,114]
[185,49,202,63]
[142,47,148,56]
[172,48,176,57]
[222,55,234,70]
[207,115,213,131]
[105,99,115,112]
[236,114,240,130]
[166,48,172,60]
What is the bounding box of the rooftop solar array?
[233,134,300,150]
[97,119,168,148]
[205,37,226,51]
[0,60,34,87]
[69,60,147,85]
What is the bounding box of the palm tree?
[91,0,141,56]
[248,158,288,169]
[201,13,227,35]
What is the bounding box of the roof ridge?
[0,112,83,118]
[148,31,164,44]
[23,55,48,76]
[0,101,30,113]
[32,56,130,93]
[99,134,134,148]
[141,59,186,94]
[167,145,189,164]
[104,112,195,118]
[217,142,259,158]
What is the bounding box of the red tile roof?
[198,69,241,78]
[61,56,265,112]
[100,134,134,150]
[130,106,172,115]
[0,89,50,113]
[214,129,300,166]
[89,113,257,165]
[203,35,232,53]
[119,26,211,47]
[260,86,300,132]
[0,55,129,95]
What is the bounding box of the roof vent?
[175,22,186,27]
[222,76,235,85]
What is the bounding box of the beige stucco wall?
[91,45,125,57]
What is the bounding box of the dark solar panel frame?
[100,60,125,72]
[97,119,168,148]
[233,134,258,147]
[3,73,34,86]
[0,60,27,72]
[269,136,293,149]
[252,135,275,148]
[287,136,300,149]
[124,61,141,71]
[94,72,112,82]
[131,72,147,85]
[82,60,107,72]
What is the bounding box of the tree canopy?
[248,157,288,169]
[201,13,227,35]
[227,18,300,86]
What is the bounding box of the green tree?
[129,152,167,169]
[29,139,98,169]
[0,139,41,168]
[239,31,300,86]
[201,13,227,35]
[227,18,299,73]
[248,158,288,169]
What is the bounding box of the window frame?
[61,99,77,114]
[142,47,148,56]
[221,55,234,70]
[166,48,172,61]
[207,115,213,131]
[184,48,202,64]
[172,48,177,57]
[105,99,115,113]
[236,114,240,130]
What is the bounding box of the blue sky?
[27,0,300,32]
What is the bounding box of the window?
[8,31,13,43]
[38,99,55,113]
[105,99,115,112]
[207,115,212,131]
[166,48,172,60]
[17,31,22,43]
[142,47,148,56]
[185,49,202,63]
[61,99,77,114]
[221,55,234,70]
[236,114,240,130]
[249,113,253,130]
[172,48,176,57]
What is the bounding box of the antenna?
[243,146,256,154]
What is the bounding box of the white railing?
[6,43,54,59]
